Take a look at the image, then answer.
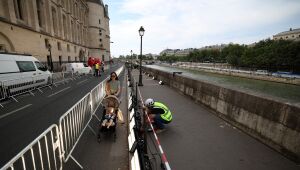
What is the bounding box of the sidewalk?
[64,69,129,170]
[131,69,299,170]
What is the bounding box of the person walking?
[105,72,120,97]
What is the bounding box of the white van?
[0,53,52,98]
[65,63,91,74]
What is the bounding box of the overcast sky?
[106,0,300,57]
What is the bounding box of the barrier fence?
[1,125,63,170]
[59,93,92,169]
[1,65,124,170]
[0,75,52,102]
[0,82,5,107]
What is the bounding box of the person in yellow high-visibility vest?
[144,98,172,133]
[95,63,100,76]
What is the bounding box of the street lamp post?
[130,50,133,69]
[138,26,145,86]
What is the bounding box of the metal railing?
[0,82,5,107]
[58,93,92,169]
[1,125,63,170]
[0,75,52,102]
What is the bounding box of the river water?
[146,65,300,105]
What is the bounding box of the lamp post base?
[138,74,143,86]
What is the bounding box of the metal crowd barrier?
[0,82,5,107]
[90,82,106,115]
[1,125,63,170]
[58,93,92,169]
[0,75,52,102]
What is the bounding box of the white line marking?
[0,104,32,119]
[48,87,71,97]
[76,79,88,85]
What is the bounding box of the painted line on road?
[76,79,88,85]
[0,104,32,120]
[48,86,71,97]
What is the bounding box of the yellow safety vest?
[95,63,99,69]
[153,102,172,122]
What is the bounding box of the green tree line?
[158,39,300,73]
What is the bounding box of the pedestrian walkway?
[132,69,299,170]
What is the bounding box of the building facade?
[273,28,300,41]
[0,0,110,71]
[87,0,110,62]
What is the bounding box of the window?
[14,0,23,20]
[17,61,36,72]
[102,55,104,62]
[45,39,49,48]
[63,15,67,39]
[68,56,71,62]
[57,42,61,50]
[74,46,77,52]
[75,57,78,62]
[36,0,42,27]
[99,39,102,42]
[35,61,47,71]
[67,44,70,52]
[59,56,62,65]
[99,19,101,24]
[52,7,57,35]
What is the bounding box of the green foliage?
[157,40,300,72]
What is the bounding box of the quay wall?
[143,67,300,163]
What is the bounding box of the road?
[0,64,122,167]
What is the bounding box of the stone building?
[0,0,110,71]
[273,28,300,41]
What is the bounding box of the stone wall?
[144,67,300,163]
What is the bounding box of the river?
[145,65,300,105]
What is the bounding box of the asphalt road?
[131,69,299,170]
[0,63,122,167]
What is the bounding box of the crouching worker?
[102,107,116,129]
[144,98,172,133]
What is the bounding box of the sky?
[105,0,300,57]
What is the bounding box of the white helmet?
[145,98,154,107]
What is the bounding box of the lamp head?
[139,26,145,36]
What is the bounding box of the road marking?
[48,86,71,97]
[0,104,32,119]
[77,79,88,85]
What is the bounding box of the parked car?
[65,63,91,74]
[0,53,52,98]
